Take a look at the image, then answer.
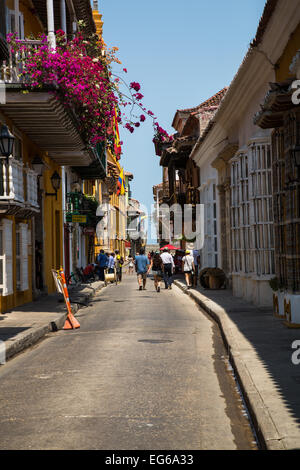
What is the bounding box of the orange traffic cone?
[59,269,80,330]
[63,312,81,330]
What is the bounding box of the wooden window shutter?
[3,219,13,296]
[0,3,9,61]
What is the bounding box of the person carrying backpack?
[115,250,124,282]
[149,251,164,292]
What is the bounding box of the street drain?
[138,339,173,344]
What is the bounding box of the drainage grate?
[138,339,174,344]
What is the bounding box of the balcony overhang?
[254,80,297,129]
[0,89,93,166]
[72,156,106,180]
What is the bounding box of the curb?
[3,281,105,364]
[174,279,285,450]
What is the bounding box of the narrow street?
[0,275,257,450]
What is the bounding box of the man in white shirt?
[160,248,175,290]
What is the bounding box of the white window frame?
[248,139,275,277]
[230,151,252,274]
[0,224,4,294]
[200,179,218,268]
[1,219,13,296]
[231,141,275,278]
[19,223,29,291]
[7,8,24,39]
[16,225,21,290]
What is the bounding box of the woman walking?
[149,251,164,292]
[182,250,195,289]
[127,256,134,274]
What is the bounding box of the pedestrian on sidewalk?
[160,248,175,290]
[127,256,134,274]
[115,250,124,282]
[192,249,201,287]
[134,248,150,291]
[96,249,108,281]
[149,251,164,292]
[182,250,195,289]
[107,252,115,274]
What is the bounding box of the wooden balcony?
[0,42,94,167]
[0,158,39,217]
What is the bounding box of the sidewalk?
[0,280,105,362]
[174,277,300,450]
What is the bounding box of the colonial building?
[153,88,227,252]
[254,20,300,323]
[0,0,104,311]
[191,0,300,311]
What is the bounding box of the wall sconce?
[31,155,45,175]
[46,171,61,200]
[0,125,15,163]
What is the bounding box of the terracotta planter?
[208,275,223,289]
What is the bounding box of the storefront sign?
[66,214,87,223]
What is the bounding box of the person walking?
[160,248,175,289]
[127,256,134,274]
[192,249,201,287]
[115,250,124,282]
[107,252,115,274]
[96,249,108,281]
[149,251,164,292]
[182,250,195,289]
[134,248,150,291]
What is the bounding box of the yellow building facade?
[0,0,97,312]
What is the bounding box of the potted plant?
[269,277,285,318]
[202,267,226,289]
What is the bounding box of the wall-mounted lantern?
[31,156,45,176]
[0,125,15,163]
[46,171,61,200]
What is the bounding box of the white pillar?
[60,0,67,34]
[46,0,56,50]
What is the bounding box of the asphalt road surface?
[0,274,257,450]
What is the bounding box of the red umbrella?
[160,244,179,251]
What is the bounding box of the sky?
[98,0,267,240]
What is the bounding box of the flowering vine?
[7,27,171,157]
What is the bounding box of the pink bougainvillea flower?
[134,122,140,127]
[140,114,146,122]
[133,93,144,101]
[125,123,134,133]
[123,68,127,73]
[130,81,141,92]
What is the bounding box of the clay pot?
[208,275,223,289]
